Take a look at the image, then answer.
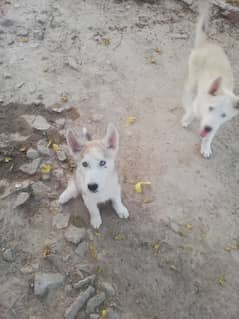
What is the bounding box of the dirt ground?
[1,1,239,319]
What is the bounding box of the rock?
[100,282,115,297]
[64,286,95,319]
[107,308,121,319]
[2,248,16,262]
[56,150,67,162]
[37,139,52,156]
[91,113,103,122]
[32,115,50,130]
[86,292,106,314]
[64,225,86,244]
[75,241,88,258]
[20,265,34,274]
[89,315,100,319]
[73,275,96,289]
[170,221,180,233]
[26,148,39,159]
[212,0,239,21]
[13,192,30,208]
[55,118,66,129]
[34,272,64,296]
[15,180,32,192]
[19,158,41,175]
[53,213,70,229]
[32,181,51,199]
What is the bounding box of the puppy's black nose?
[204,126,212,133]
[88,183,98,192]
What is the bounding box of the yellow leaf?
[154,47,161,54]
[114,233,124,241]
[47,140,52,148]
[4,157,13,162]
[126,116,136,127]
[134,181,151,193]
[101,308,108,318]
[184,224,193,230]
[42,245,51,258]
[40,164,52,174]
[102,38,110,47]
[217,275,225,287]
[52,143,60,152]
[153,243,160,255]
[61,95,68,102]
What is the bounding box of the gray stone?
[75,241,88,258]
[73,275,96,289]
[55,118,66,129]
[56,150,67,162]
[107,309,121,319]
[170,221,180,233]
[53,213,70,229]
[26,147,39,159]
[2,248,16,262]
[34,272,64,296]
[15,180,31,192]
[32,115,50,130]
[19,158,41,175]
[86,292,106,314]
[100,282,115,297]
[13,192,30,208]
[89,315,99,319]
[64,286,95,319]
[32,181,51,199]
[37,139,51,156]
[33,29,45,41]
[64,225,86,244]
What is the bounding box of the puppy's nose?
[204,126,212,133]
[88,183,98,192]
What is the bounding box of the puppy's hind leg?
[181,78,196,128]
[59,179,79,204]
[112,187,129,219]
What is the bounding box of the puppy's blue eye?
[221,113,226,118]
[82,161,88,167]
[99,160,106,167]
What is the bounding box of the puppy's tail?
[194,0,210,48]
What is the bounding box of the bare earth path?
[0,1,239,319]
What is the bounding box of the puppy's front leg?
[200,130,217,158]
[112,188,129,219]
[83,197,102,229]
[59,179,79,204]
[181,79,196,128]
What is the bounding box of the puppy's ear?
[66,128,86,155]
[208,77,222,95]
[103,123,119,153]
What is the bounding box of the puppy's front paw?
[58,193,67,205]
[90,216,102,229]
[181,119,190,128]
[200,145,212,158]
[117,205,129,219]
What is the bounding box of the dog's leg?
[181,78,196,128]
[83,197,102,229]
[200,129,217,158]
[112,188,129,219]
[59,179,79,204]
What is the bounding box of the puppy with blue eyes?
[59,123,129,229]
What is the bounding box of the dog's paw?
[181,119,189,128]
[90,216,102,229]
[200,146,212,158]
[58,193,67,205]
[117,205,129,219]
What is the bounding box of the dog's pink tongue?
[200,130,208,138]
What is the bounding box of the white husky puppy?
[59,123,129,229]
[181,0,239,158]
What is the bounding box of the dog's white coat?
[182,0,239,158]
[59,124,129,229]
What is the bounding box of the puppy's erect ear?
[66,128,86,155]
[208,77,222,95]
[103,123,119,153]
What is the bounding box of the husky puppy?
[181,0,239,158]
[59,123,129,229]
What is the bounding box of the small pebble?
[2,248,16,262]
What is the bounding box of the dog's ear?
[66,128,86,155]
[208,77,222,95]
[103,123,119,153]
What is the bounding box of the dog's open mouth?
[199,130,209,138]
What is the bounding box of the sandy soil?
[0,1,239,319]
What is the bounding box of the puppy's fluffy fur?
[182,0,239,158]
[59,123,129,229]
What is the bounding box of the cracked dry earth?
[1,1,239,319]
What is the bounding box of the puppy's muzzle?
[88,183,98,193]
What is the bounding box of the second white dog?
[59,123,129,229]
[182,1,239,158]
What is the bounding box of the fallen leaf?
[19,37,29,43]
[101,308,108,319]
[88,244,97,260]
[134,181,151,193]
[217,275,225,287]
[42,245,51,258]
[154,47,161,54]
[150,58,157,64]
[20,147,27,152]
[102,38,110,47]
[47,139,52,148]
[184,223,193,230]
[126,116,136,127]
[60,95,68,102]
[4,157,13,162]
[40,164,52,174]
[52,143,60,152]
[114,233,124,241]
[170,265,177,271]
[153,242,160,255]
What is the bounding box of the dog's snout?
[88,183,98,192]
[204,126,212,133]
